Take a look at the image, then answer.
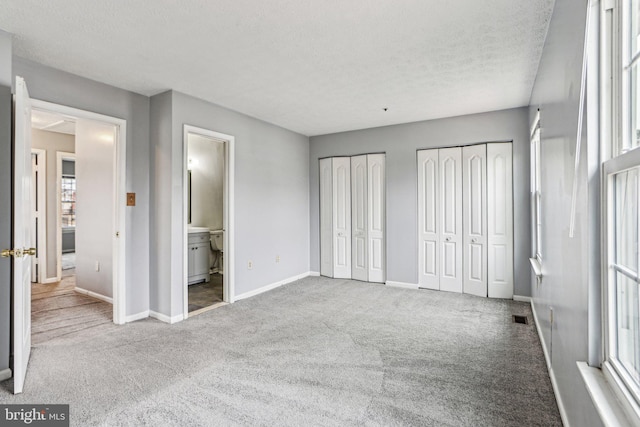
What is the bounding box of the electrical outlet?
[248,260,253,270]
[95,261,100,272]
[276,255,280,263]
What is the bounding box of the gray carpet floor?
[0,276,561,426]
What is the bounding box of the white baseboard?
[40,277,59,284]
[74,287,113,304]
[125,310,149,323]
[149,310,184,324]
[513,295,532,303]
[385,281,419,290]
[0,368,11,382]
[530,299,570,427]
[309,271,320,277]
[234,271,310,301]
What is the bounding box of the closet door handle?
[471,238,477,243]
[445,237,451,242]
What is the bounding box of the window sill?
[529,257,542,278]
[577,361,639,426]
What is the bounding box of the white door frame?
[56,151,76,281]
[30,148,48,284]
[182,124,235,319]
[31,99,127,325]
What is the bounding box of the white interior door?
[13,76,33,394]
[319,158,333,277]
[439,147,462,293]
[332,157,351,278]
[462,145,487,297]
[487,143,513,298]
[417,149,439,289]
[351,155,367,281]
[367,154,385,283]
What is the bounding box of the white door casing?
[462,144,488,297]
[320,158,334,278]
[487,143,514,298]
[367,154,385,283]
[417,149,440,289]
[351,155,367,281]
[439,147,463,293]
[332,157,351,279]
[13,76,33,394]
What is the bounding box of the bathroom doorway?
[183,125,235,317]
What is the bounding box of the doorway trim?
[182,124,235,319]
[55,151,76,281]
[30,148,49,284]
[31,99,128,325]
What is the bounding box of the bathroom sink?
[188,226,210,234]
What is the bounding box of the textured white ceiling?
[0,0,554,136]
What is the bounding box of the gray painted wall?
[0,30,12,377]
[14,57,151,318]
[528,0,601,425]
[0,86,11,376]
[31,129,75,278]
[149,90,310,317]
[309,108,531,296]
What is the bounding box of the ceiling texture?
[0,0,555,136]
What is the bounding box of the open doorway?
[183,125,234,317]
[28,101,127,344]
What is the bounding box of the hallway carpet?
[0,276,561,426]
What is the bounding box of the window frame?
[530,113,542,264]
[601,0,640,417]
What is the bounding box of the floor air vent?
[513,315,528,325]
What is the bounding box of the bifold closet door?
[320,158,334,277]
[462,145,487,297]
[332,157,352,279]
[351,155,368,281]
[351,154,385,283]
[417,149,440,289]
[487,143,513,298]
[367,154,385,283]
[438,147,463,293]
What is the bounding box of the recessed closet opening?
[319,153,386,283]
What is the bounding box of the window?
[602,0,640,413]
[531,114,542,263]
[61,175,76,227]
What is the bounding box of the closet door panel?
[332,157,352,279]
[320,158,333,277]
[463,145,487,297]
[487,143,513,298]
[351,155,368,281]
[439,147,462,293]
[417,149,440,289]
[367,154,385,283]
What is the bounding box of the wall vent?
[513,315,528,325]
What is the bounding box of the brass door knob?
[24,247,36,256]
[1,249,13,258]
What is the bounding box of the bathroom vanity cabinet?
[188,231,210,285]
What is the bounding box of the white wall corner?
[149,310,184,324]
[309,271,320,277]
[235,271,310,301]
[125,310,150,323]
[385,281,420,290]
[0,368,11,382]
[513,295,532,303]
